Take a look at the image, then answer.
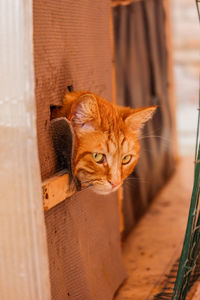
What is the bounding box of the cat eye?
[92,152,105,164]
[122,155,132,165]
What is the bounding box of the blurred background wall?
[113,0,176,236]
[172,0,200,155]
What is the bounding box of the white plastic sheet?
[0,1,51,299]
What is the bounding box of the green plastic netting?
[153,3,200,299]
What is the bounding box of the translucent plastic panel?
[0,1,51,299]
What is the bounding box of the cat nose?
[108,180,120,188]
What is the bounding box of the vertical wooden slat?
[112,0,143,7]
[0,1,51,299]
[112,0,176,236]
[110,8,117,105]
[110,7,124,233]
[162,0,178,159]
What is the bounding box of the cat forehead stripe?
[107,139,116,153]
[76,151,91,164]
[120,136,126,146]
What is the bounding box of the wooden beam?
[42,170,76,211]
[110,8,117,105]
[163,0,178,160]
[111,0,143,8]
[110,7,125,233]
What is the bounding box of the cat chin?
[91,186,119,195]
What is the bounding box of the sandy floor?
[114,157,193,299]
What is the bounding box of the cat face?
[73,126,140,194]
[69,94,156,195]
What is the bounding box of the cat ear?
[70,94,100,132]
[124,106,157,134]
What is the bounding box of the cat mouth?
[80,180,121,195]
[90,184,121,195]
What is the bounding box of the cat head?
[69,93,156,195]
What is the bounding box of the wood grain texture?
[163,0,178,160]
[42,171,75,211]
[112,0,143,7]
[118,187,124,234]
[110,6,125,234]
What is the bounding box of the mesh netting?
[153,3,200,298]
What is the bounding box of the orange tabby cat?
[52,91,156,195]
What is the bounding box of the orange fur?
[52,91,156,195]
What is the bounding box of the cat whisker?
[123,181,137,189]
[124,177,149,184]
[81,178,103,185]
[72,185,92,197]
[53,91,158,198]
[80,180,95,184]
[71,178,107,197]
[139,135,170,142]
[139,142,170,155]
[75,178,104,191]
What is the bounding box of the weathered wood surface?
[163,0,178,159]
[42,170,76,211]
[112,0,143,7]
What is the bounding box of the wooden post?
[163,0,178,160]
[111,0,143,7]
[110,7,125,234]
[0,1,51,299]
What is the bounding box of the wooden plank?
[111,0,143,7]
[162,0,178,160]
[114,157,193,299]
[110,8,117,105]
[110,7,125,233]
[42,170,76,211]
[118,187,124,234]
